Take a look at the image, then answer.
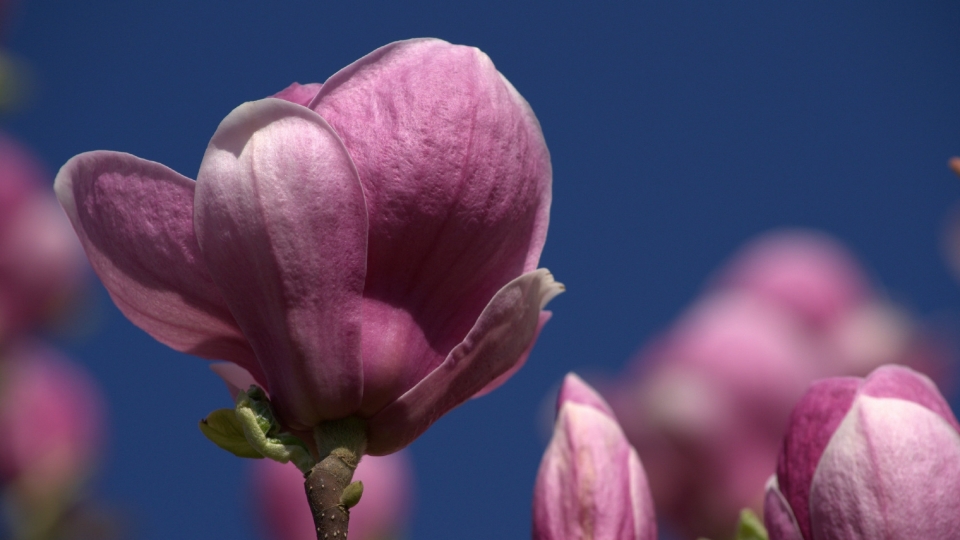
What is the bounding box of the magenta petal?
[313,39,552,410]
[764,476,804,540]
[53,151,261,377]
[195,98,367,429]
[210,362,260,401]
[471,311,551,399]
[533,376,656,540]
[809,395,960,539]
[364,269,562,455]
[775,377,860,540]
[557,372,616,417]
[859,364,960,432]
[272,82,323,107]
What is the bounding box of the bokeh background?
[4,1,960,538]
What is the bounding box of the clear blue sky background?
[5,1,960,539]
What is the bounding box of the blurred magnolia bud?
[609,229,953,539]
[767,365,960,540]
[0,133,87,342]
[0,342,106,503]
[533,373,656,540]
[251,451,414,540]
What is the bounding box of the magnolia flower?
[609,230,950,539]
[533,373,656,540]
[765,364,960,540]
[252,452,413,540]
[0,133,86,342]
[0,342,106,502]
[55,38,561,455]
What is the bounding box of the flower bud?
[766,364,960,539]
[533,374,655,540]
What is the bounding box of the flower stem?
[305,418,367,540]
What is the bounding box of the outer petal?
[858,364,960,432]
[272,82,323,107]
[364,269,562,455]
[764,476,804,540]
[195,98,367,429]
[775,377,859,540]
[809,395,960,539]
[312,39,552,412]
[532,376,655,540]
[53,151,261,378]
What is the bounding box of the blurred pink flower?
[55,38,561,454]
[0,133,86,342]
[766,365,960,540]
[609,229,951,539]
[0,341,106,502]
[534,374,656,540]
[252,452,414,540]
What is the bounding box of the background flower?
[607,229,953,539]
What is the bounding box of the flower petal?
[470,311,550,399]
[557,372,616,417]
[272,82,323,107]
[809,395,960,539]
[859,364,960,432]
[312,39,552,411]
[53,151,260,377]
[775,377,860,540]
[533,399,655,540]
[364,269,562,455]
[210,362,259,401]
[195,98,367,429]
[763,476,804,540]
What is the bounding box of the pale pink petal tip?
[210,362,260,401]
[557,372,614,417]
[271,82,323,107]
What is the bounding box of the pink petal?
[809,395,960,539]
[195,98,367,429]
[533,392,656,540]
[775,377,860,540]
[210,362,260,401]
[763,476,804,540]
[859,364,960,432]
[53,151,261,379]
[471,311,551,399]
[714,230,870,329]
[364,269,562,455]
[312,39,552,413]
[557,372,616,417]
[272,82,323,107]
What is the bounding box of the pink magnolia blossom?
[609,230,950,539]
[0,342,106,502]
[766,365,960,540]
[252,452,413,540]
[533,374,656,540]
[55,38,561,455]
[0,133,86,342]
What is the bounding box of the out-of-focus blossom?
[766,365,960,540]
[533,373,656,540]
[252,452,414,540]
[0,133,86,343]
[0,341,105,503]
[608,229,952,539]
[55,38,561,455]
